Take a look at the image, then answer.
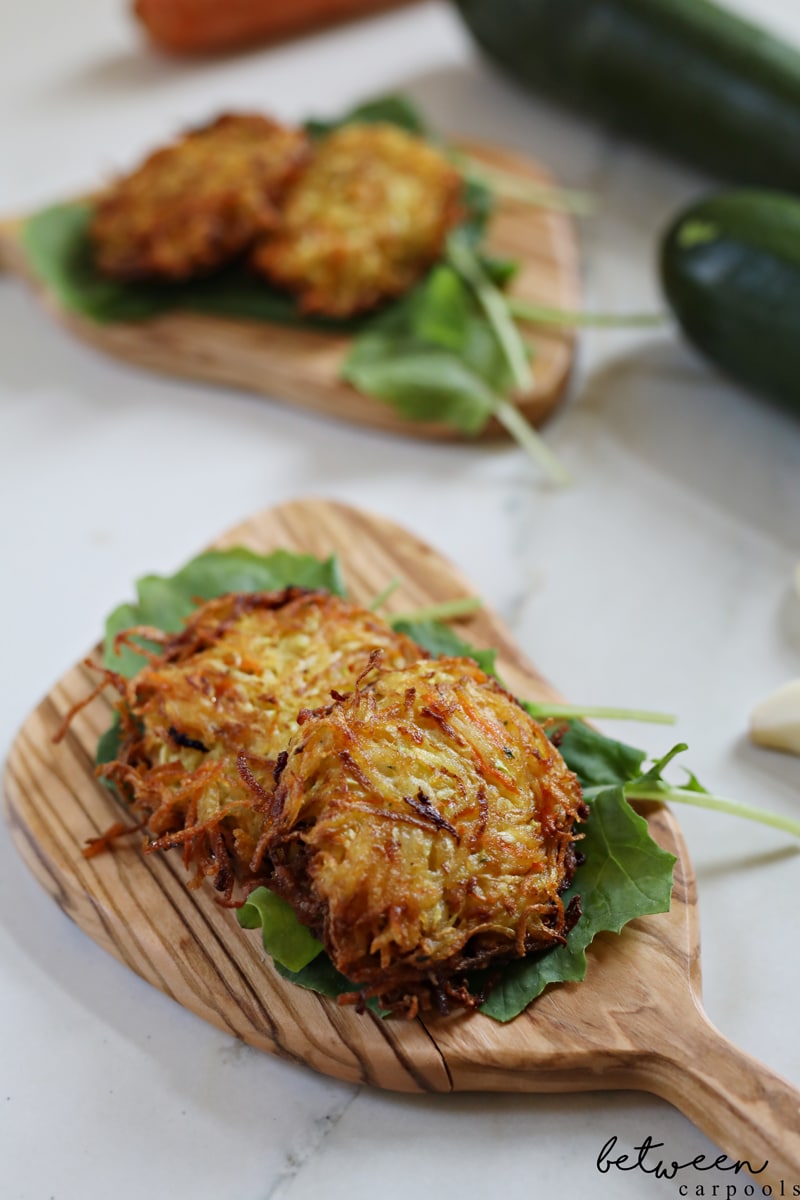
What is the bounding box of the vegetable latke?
[251,122,464,316]
[100,589,423,897]
[260,656,586,1014]
[91,114,309,280]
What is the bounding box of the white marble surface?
[2,2,800,1197]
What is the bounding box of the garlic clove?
[750,679,800,756]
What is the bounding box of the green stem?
[509,298,667,329]
[626,785,800,839]
[446,236,570,487]
[453,153,595,215]
[447,238,533,393]
[369,578,401,611]
[492,395,571,488]
[525,703,676,725]
[389,596,482,625]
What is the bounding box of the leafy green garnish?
[447,230,532,394]
[388,596,483,625]
[555,721,648,787]
[103,547,344,677]
[237,888,388,1013]
[394,617,498,678]
[523,701,675,725]
[96,712,122,770]
[343,262,511,436]
[343,238,571,485]
[275,958,387,1016]
[508,296,666,329]
[237,887,323,972]
[598,745,800,840]
[304,93,428,139]
[448,149,596,216]
[24,204,177,325]
[22,203,357,330]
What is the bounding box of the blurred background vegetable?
[661,190,800,413]
[455,0,800,190]
[134,0,417,54]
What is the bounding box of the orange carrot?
[134,0,418,55]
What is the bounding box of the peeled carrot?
[134,0,416,54]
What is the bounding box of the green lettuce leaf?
[22,203,360,330]
[237,887,322,972]
[274,959,387,1016]
[103,547,345,677]
[305,93,428,138]
[556,721,648,788]
[237,888,387,1014]
[22,203,176,323]
[342,257,512,437]
[96,712,122,771]
[393,617,498,677]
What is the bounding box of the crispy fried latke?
[99,589,423,898]
[91,114,309,281]
[251,122,463,317]
[260,657,587,1015]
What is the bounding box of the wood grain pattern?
[5,499,799,1187]
[0,141,578,439]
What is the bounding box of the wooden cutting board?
[5,499,799,1188]
[0,142,578,439]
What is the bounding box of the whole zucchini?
[455,0,800,188]
[661,191,800,410]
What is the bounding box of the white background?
[2,1,800,1197]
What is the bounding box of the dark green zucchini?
[454,0,800,188]
[661,190,800,410]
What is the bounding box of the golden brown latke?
[91,114,309,281]
[99,589,423,898]
[251,122,463,317]
[259,656,586,1015]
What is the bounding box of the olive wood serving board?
[5,498,799,1188]
[0,142,578,439]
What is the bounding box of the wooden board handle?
[637,1004,800,1190]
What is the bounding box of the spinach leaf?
[343,262,512,435]
[394,617,498,677]
[96,712,122,770]
[556,721,648,788]
[459,178,496,246]
[273,959,387,1016]
[23,204,179,324]
[305,93,428,139]
[344,348,498,434]
[103,547,344,676]
[238,888,387,1013]
[237,887,322,972]
[22,204,356,330]
[480,253,519,288]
